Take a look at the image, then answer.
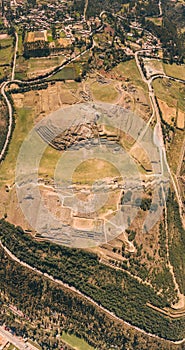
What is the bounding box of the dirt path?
[84,0,88,20]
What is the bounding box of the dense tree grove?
[24,41,50,58]
[0,219,185,343]
[0,245,184,350]
[144,18,184,62]
[0,97,8,153]
[167,191,185,294]
[85,0,130,18]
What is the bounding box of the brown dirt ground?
[158,99,176,125]
[177,110,185,130]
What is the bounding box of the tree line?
[0,219,185,342]
[0,243,184,350]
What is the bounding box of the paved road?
[0,326,28,350]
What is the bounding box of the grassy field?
[90,81,118,102]
[163,63,185,80]
[28,56,65,72]
[61,332,95,350]
[15,56,66,79]
[72,159,120,185]
[0,107,34,185]
[153,78,185,112]
[48,65,77,80]
[47,30,53,43]
[17,32,23,55]
[38,145,62,179]
[15,56,28,80]
[112,59,148,91]
[0,37,13,65]
[167,129,184,173]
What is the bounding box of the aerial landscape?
[0,0,185,349]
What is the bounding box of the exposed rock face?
[36,122,120,151]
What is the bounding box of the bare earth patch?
[177,110,185,130]
[158,99,176,125]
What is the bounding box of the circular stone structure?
[16,103,170,248]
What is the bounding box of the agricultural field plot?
[158,99,177,125]
[0,36,13,79]
[15,56,28,80]
[15,54,67,80]
[17,33,23,55]
[153,78,185,112]
[0,37,13,65]
[26,30,47,43]
[167,129,185,174]
[26,56,66,78]
[47,65,78,81]
[153,78,185,172]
